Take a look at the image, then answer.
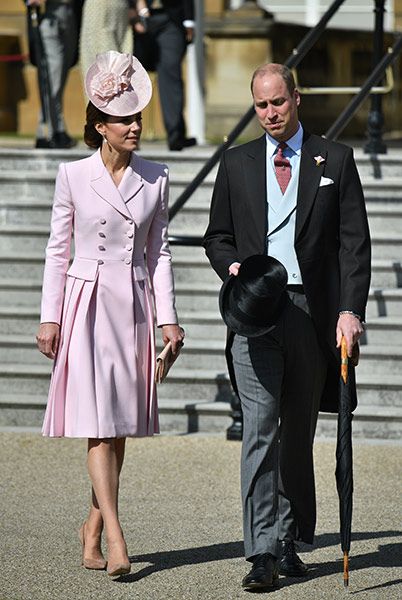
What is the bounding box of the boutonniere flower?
[314,155,325,166]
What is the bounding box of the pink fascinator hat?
[85,50,152,116]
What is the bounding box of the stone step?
[371,259,402,288]
[168,284,402,316]
[1,304,402,346]
[362,316,402,345]
[0,279,42,307]
[366,205,402,235]
[1,360,400,408]
[0,225,49,253]
[351,150,402,179]
[1,146,402,178]
[0,393,401,440]
[358,344,402,377]
[0,253,45,280]
[0,334,229,370]
[316,405,402,441]
[0,147,218,177]
[2,332,402,385]
[366,288,402,317]
[0,248,399,292]
[2,275,402,319]
[370,234,402,259]
[0,223,400,258]
[0,171,214,209]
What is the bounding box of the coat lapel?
[90,149,134,220]
[118,153,144,204]
[295,132,327,241]
[243,135,268,252]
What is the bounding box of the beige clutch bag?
[155,341,180,384]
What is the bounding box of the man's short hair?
[250,64,296,96]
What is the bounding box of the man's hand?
[336,313,364,357]
[26,0,44,7]
[185,27,194,43]
[228,262,241,276]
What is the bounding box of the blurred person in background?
[26,0,82,149]
[79,0,132,83]
[130,0,196,151]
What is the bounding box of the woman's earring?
[102,134,108,144]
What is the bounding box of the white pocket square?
[319,176,334,187]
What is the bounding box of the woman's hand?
[161,324,185,356]
[36,322,60,360]
[229,262,241,276]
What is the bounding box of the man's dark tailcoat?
[204,132,371,412]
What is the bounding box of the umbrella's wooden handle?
[343,551,349,587]
[341,337,348,384]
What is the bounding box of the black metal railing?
[325,35,402,140]
[168,0,348,224]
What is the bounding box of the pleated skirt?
[42,262,158,438]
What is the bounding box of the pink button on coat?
[41,149,178,438]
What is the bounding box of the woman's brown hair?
[84,102,110,149]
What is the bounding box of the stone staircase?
[0,145,401,439]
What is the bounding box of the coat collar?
[242,135,268,252]
[90,149,143,220]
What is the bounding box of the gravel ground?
[0,433,401,600]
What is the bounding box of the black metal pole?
[364,0,387,154]
[168,0,347,221]
[325,35,402,140]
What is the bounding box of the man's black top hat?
[219,255,288,337]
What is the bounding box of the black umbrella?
[335,336,355,587]
[27,5,57,139]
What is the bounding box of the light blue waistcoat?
[266,151,302,284]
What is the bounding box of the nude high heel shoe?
[79,521,107,570]
[106,540,131,576]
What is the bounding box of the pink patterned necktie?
[274,142,291,194]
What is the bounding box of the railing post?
[364,0,387,154]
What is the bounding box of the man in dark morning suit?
[26,0,83,149]
[130,0,196,150]
[203,64,371,591]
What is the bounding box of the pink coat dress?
[41,149,178,438]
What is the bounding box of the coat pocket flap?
[67,258,98,281]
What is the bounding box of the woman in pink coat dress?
[36,51,184,577]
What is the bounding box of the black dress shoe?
[52,131,77,149]
[168,137,197,151]
[35,137,56,149]
[242,553,279,590]
[279,540,308,577]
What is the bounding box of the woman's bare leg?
[87,438,129,571]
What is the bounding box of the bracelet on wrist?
[339,310,361,321]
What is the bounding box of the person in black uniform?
[26,0,83,148]
[130,0,197,150]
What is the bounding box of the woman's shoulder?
[59,150,98,176]
[135,154,169,179]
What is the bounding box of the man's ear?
[294,89,301,106]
